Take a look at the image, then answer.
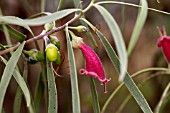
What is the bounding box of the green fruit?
[46,44,58,61]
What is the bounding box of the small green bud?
[46,44,58,61]
[69,25,88,32]
[44,21,55,32]
[23,49,45,64]
[54,51,61,64]
[48,36,60,49]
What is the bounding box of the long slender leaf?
[81,18,153,113]
[0,25,26,42]
[0,56,31,109]
[0,42,25,113]
[93,4,127,81]
[65,25,80,113]
[57,0,64,11]
[96,1,170,15]
[34,63,46,112]
[46,60,58,113]
[154,81,170,113]
[73,0,80,7]
[116,72,170,113]
[89,77,100,113]
[127,0,148,56]
[0,9,81,26]
[13,61,28,113]
[40,0,46,12]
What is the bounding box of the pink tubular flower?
[79,42,111,93]
[71,35,111,93]
[157,36,170,64]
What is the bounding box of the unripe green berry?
[46,44,58,61]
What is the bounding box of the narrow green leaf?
[154,82,170,113]
[0,17,33,34]
[13,86,23,113]
[0,42,25,113]
[96,1,170,15]
[89,77,100,113]
[0,25,26,42]
[13,61,28,113]
[65,25,80,113]
[93,4,127,81]
[0,55,31,109]
[116,72,169,113]
[73,0,80,7]
[127,0,148,56]
[40,0,46,12]
[34,63,46,112]
[81,18,153,113]
[0,9,81,26]
[57,0,64,11]
[46,60,58,113]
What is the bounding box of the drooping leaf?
[0,42,26,113]
[81,18,153,113]
[127,0,148,56]
[0,9,81,26]
[93,4,127,81]
[65,25,81,113]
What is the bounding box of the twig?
[0,13,82,55]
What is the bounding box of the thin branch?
[0,13,82,56]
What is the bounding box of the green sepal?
[48,36,60,49]
[54,51,61,64]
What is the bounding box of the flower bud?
[44,21,55,32]
[46,44,58,61]
[23,49,44,64]
[48,36,60,49]
[69,25,88,32]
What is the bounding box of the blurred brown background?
[0,0,170,113]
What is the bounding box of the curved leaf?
[65,25,80,113]
[0,57,31,110]
[93,4,127,81]
[0,9,81,26]
[0,42,26,113]
[127,0,148,56]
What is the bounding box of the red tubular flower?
[69,31,111,93]
[157,36,170,64]
[76,41,111,93]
